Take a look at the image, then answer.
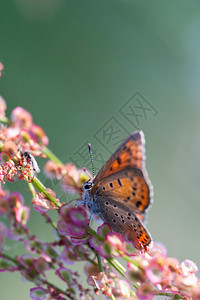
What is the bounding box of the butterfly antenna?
[88,143,95,178]
[82,167,92,180]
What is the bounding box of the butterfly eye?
[82,181,92,191]
[84,184,90,190]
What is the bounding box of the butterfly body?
[82,131,153,249]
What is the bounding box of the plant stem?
[97,252,104,272]
[1,253,19,265]
[120,253,141,268]
[96,253,117,300]
[106,257,126,278]
[27,182,37,198]
[110,294,116,300]
[31,177,60,208]
[44,280,71,299]
[42,146,63,165]
[156,292,183,298]
[87,227,103,241]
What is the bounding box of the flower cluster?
[0,99,49,183]
[90,223,136,258]
[126,243,200,299]
[0,188,30,228]
[0,187,93,299]
[87,227,200,299]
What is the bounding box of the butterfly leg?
[75,200,86,207]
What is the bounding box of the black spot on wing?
[117,157,121,164]
[117,178,122,186]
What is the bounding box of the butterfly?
[82,131,153,250]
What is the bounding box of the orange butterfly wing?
[91,131,153,215]
[95,196,152,249]
[93,131,146,186]
[93,168,152,214]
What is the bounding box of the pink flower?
[118,279,131,297]
[10,107,33,130]
[136,283,156,300]
[33,196,53,213]
[180,259,198,276]
[30,124,48,146]
[44,162,90,195]
[87,272,113,297]
[57,204,89,243]
[69,207,89,227]
[127,258,146,282]
[0,62,4,72]
[60,163,90,194]
[145,255,170,285]
[57,220,68,235]
[9,191,25,206]
[0,189,10,214]
[0,95,6,117]
[148,242,167,257]
[1,140,18,162]
[174,272,199,297]
[19,129,33,144]
[100,232,125,257]
[14,202,30,225]
[32,189,61,212]
[89,223,136,258]
[43,160,63,180]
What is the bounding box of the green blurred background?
[1,0,200,299]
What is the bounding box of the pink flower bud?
[0,95,6,117]
[136,283,155,300]
[10,107,33,129]
[32,189,60,212]
[14,201,30,225]
[180,260,198,276]
[118,280,131,297]
[1,141,18,162]
[30,124,48,146]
